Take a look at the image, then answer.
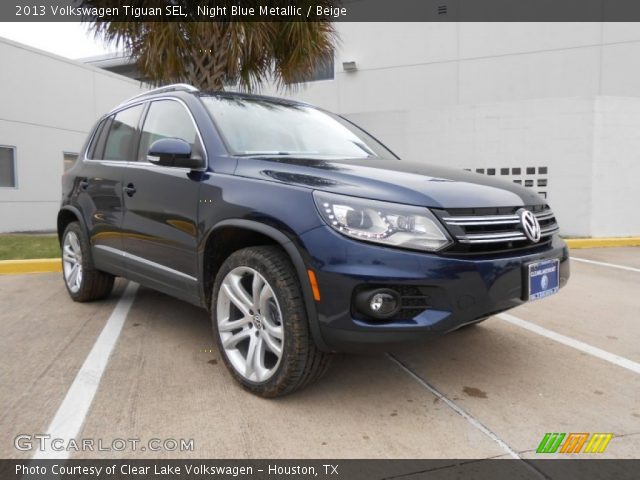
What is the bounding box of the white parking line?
[386,354,521,459]
[571,257,640,273]
[386,354,549,478]
[498,312,640,375]
[33,282,139,460]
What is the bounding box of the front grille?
[436,205,559,254]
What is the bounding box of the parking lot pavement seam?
[497,313,640,375]
[385,354,550,479]
[32,282,139,460]
[571,257,640,273]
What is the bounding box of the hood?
[233,156,545,209]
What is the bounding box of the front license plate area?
[527,259,560,301]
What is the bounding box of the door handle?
[79,179,89,191]
[123,183,137,197]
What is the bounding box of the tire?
[212,246,332,397]
[61,222,115,302]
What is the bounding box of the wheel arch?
[57,206,87,245]
[202,219,329,351]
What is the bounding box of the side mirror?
[147,138,205,170]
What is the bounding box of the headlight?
[313,191,452,252]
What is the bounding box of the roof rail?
[121,83,199,105]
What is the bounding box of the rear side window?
[102,105,144,161]
[138,100,200,161]
[87,117,110,160]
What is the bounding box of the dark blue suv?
[58,84,570,397]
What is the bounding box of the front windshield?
[201,96,396,159]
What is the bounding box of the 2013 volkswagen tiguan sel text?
[58,84,570,397]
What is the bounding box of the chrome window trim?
[95,245,197,282]
[83,97,208,172]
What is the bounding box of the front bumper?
[299,226,570,352]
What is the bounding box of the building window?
[63,152,78,172]
[0,146,17,188]
[288,56,335,84]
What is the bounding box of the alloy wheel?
[216,266,284,382]
[62,231,83,293]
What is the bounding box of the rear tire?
[61,222,114,302]
[212,246,332,397]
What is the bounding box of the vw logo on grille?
[517,208,541,243]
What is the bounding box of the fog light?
[370,293,397,315]
[355,288,401,319]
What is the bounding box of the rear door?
[77,104,144,276]
[121,99,205,305]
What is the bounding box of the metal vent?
[464,166,549,199]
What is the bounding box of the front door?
[121,99,205,305]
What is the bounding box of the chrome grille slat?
[442,215,519,223]
[444,218,520,226]
[535,211,555,221]
[441,206,560,248]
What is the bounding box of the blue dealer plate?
[527,259,560,301]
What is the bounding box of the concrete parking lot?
[1,248,638,460]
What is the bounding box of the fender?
[57,205,88,241]
[204,219,330,352]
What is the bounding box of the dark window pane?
[525,179,534,187]
[512,167,521,175]
[288,56,334,83]
[92,117,113,161]
[539,166,548,174]
[103,105,144,161]
[513,179,522,184]
[500,168,509,175]
[476,168,485,174]
[87,120,106,159]
[526,167,536,175]
[0,147,16,187]
[537,179,548,187]
[487,168,496,175]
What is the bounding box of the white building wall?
[0,38,145,232]
[261,22,640,237]
[591,96,640,237]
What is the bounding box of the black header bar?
[5,0,640,22]
[2,459,639,480]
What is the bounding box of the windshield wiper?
[234,151,295,157]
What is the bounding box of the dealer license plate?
[527,259,560,301]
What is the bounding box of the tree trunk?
[186,23,230,91]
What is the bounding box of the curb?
[564,237,640,249]
[0,258,61,275]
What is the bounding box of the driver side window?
[138,100,201,162]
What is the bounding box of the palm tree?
[80,1,338,91]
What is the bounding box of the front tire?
[212,246,331,397]
[61,222,114,302]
